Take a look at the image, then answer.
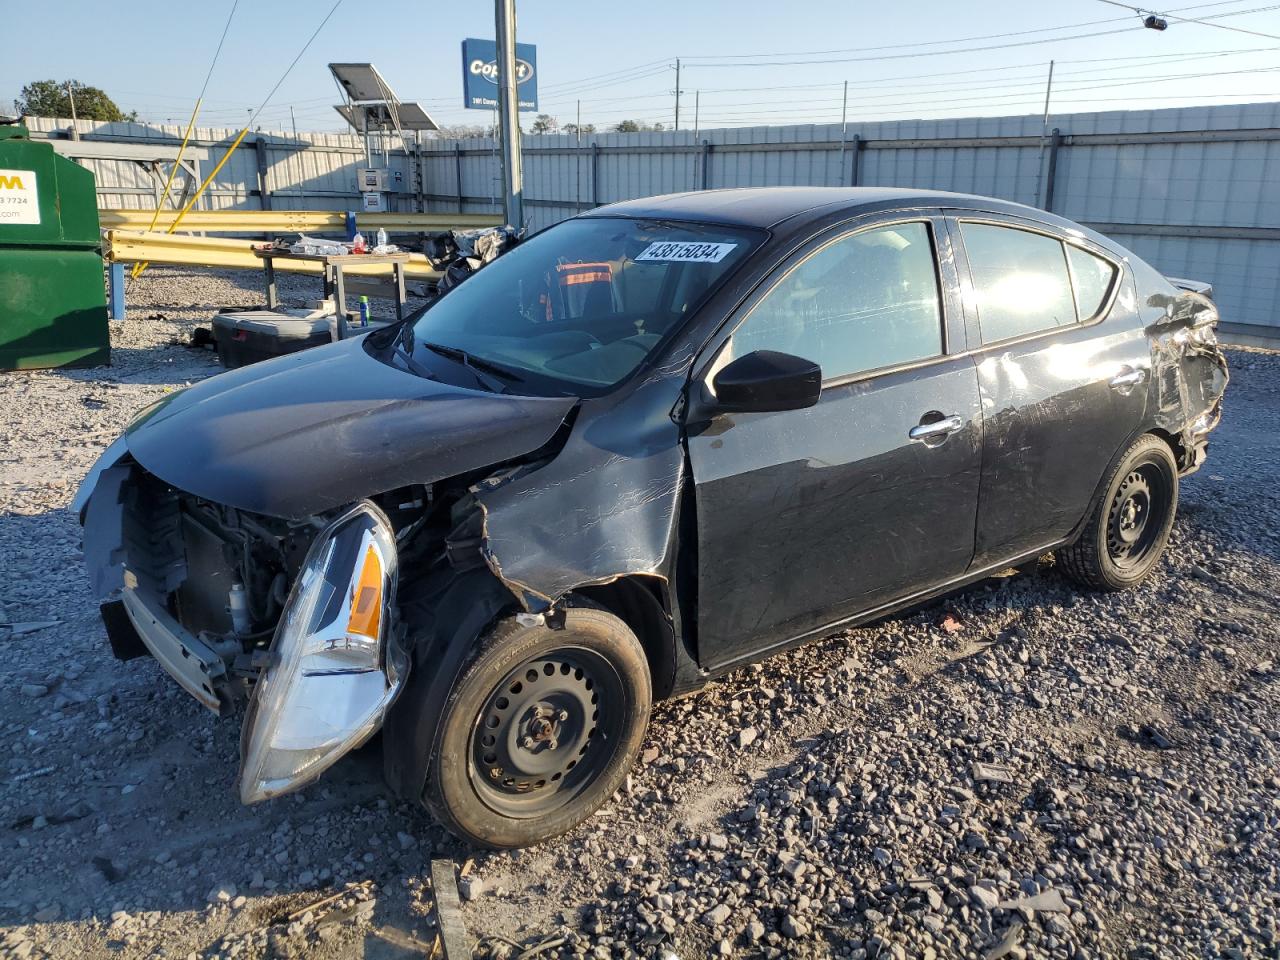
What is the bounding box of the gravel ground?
[1,267,1277,960]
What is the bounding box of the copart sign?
[0,169,39,225]
[461,37,538,112]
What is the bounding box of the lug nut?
[522,736,535,749]
[558,709,569,721]
[547,738,558,750]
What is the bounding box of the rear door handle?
[909,414,964,441]
[1109,367,1148,390]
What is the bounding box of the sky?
[3,0,1280,135]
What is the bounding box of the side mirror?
[711,350,822,413]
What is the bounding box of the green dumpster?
[0,121,110,370]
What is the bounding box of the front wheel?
[1056,433,1179,591]
[424,605,651,848]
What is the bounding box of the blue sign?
[461,38,538,112]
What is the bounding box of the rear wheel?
[424,605,651,848]
[1056,433,1178,591]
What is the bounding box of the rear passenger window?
[730,222,943,381]
[1066,244,1118,320]
[960,223,1076,344]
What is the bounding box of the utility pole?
[66,81,78,138]
[838,79,849,184]
[674,58,681,131]
[693,91,700,139]
[495,0,524,229]
[290,105,298,140]
[1034,60,1056,208]
[1040,59,1055,135]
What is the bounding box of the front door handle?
[908,414,964,442]
[1109,367,1148,391]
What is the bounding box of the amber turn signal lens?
[346,544,383,640]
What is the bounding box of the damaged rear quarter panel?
[1131,258,1230,464]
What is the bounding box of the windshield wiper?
[417,341,525,393]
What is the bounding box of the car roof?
[581,186,1050,231]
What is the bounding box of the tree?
[19,80,135,121]
[530,114,558,134]
[563,122,596,137]
[427,123,498,139]
[613,119,665,133]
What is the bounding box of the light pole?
[495,0,524,230]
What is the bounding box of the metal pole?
[362,108,371,167]
[576,99,582,208]
[1034,60,1055,207]
[290,105,298,140]
[1044,128,1063,212]
[66,82,78,137]
[838,80,848,185]
[694,91,700,139]
[674,59,681,131]
[495,0,524,229]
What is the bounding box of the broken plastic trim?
[1144,288,1230,470]
[239,501,405,803]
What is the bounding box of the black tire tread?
[423,603,650,849]
[1056,433,1177,592]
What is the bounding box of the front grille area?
[119,467,186,598]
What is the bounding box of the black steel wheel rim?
[1106,462,1170,571]
[469,647,625,819]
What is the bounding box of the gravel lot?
[1,267,1277,960]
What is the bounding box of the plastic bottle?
[359,295,370,327]
[375,227,388,251]
[352,232,366,254]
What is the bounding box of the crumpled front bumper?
[76,446,407,802]
[120,583,226,713]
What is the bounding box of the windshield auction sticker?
[0,169,39,225]
[635,240,737,263]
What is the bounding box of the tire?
[424,605,651,849]
[1056,433,1179,591]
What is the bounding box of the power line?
[530,0,1264,102]
[680,3,1280,68]
[1095,0,1280,38]
[538,60,674,94]
[685,64,1280,118]
[245,0,342,128]
[678,0,1252,60]
[536,56,1280,119]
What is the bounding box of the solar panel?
[328,63,396,103]
[334,102,439,132]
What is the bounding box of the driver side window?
[729,221,945,381]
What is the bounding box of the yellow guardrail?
[103,230,442,280]
[99,209,502,234]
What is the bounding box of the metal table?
[253,248,411,324]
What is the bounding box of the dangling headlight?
[239,501,405,803]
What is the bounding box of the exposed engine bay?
[87,456,495,710]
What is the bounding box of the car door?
[947,215,1150,567]
[685,214,983,671]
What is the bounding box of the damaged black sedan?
[76,187,1228,848]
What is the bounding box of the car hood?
[125,337,577,519]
